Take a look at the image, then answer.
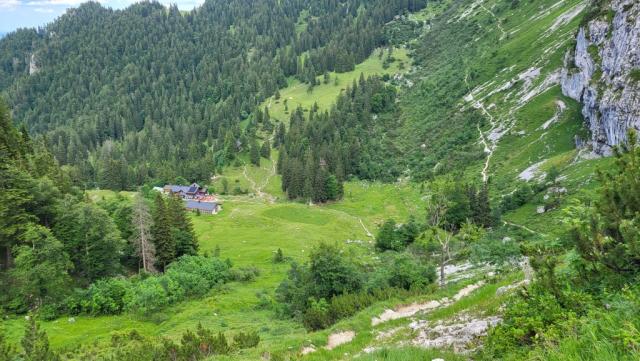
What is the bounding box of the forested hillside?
[0,0,426,189]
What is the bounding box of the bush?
[230,266,260,282]
[124,277,169,314]
[273,248,285,263]
[233,331,260,349]
[85,278,129,315]
[165,255,230,290]
[385,253,436,290]
[303,298,332,331]
[329,292,375,321]
[367,253,436,291]
[277,244,434,331]
[375,217,420,251]
[66,256,232,316]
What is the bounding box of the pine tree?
[303,151,315,201]
[167,194,198,257]
[260,140,271,159]
[476,182,492,228]
[313,167,328,203]
[250,141,260,166]
[151,194,175,271]
[21,317,59,361]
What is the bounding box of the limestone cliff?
[561,0,640,154]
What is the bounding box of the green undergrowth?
[352,347,463,361]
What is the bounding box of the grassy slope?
[3,180,424,359]
[260,47,410,124]
[418,0,612,237]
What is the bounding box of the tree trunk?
[2,246,12,270]
[440,253,446,287]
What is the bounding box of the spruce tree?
[151,194,175,271]
[260,140,271,159]
[476,182,492,228]
[325,174,341,201]
[167,195,198,257]
[21,317,59,361]
[303,151,315,201]
[250,141,260,166]
[313,167,328,203]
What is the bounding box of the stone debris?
[326,331,356,350]
[363,346,378,354]
[410,314,502,353]
[375,327,403,341]
[518,159,546,181]
[437,262,474,284]
[300,345,316,355]
[545,2,587,35]
[540,100,566,130]
[372,300,443,326]
[453,281,485,302]
[496,279,530,296]
[371,280,486,326]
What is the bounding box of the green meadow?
[260,47,411,123]
[2,180,426,359]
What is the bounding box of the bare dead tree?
[131,194,156,273]
[426,182,455,287]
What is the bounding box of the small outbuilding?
[184,200,220,215]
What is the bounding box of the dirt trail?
[371,280,486,326]
[503,220,551,241]
[359,218,374,238]
[475,101,496,183]
[242,160,277,203]
[480,3,506,40]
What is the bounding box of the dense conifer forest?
[0,0,426,189]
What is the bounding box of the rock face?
[29,53,39,75]
[561,0,640,155]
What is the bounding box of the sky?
[0,0,205,33]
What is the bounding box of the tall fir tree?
[151,194,175,271]
[260,140,271,159]
[167,195,198,258]
[250,141,260,166]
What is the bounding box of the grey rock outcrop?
[29,53,39,75]
[561,0,640,154]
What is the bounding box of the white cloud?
[34,6,54,12]
[26,0,100,6]
[0,0,20,9]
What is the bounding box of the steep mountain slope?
[400,0,591,182]
[561,0,640,154]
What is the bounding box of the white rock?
[561,2,640,154]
